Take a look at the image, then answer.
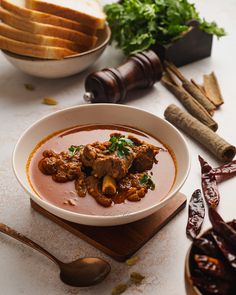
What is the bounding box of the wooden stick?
[161,76,218,131]
[164,104,235,162]
[203,72,224,107]
[165,62,216,115]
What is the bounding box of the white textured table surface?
[0,1,236,294]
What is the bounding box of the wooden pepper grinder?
[84,50,163,103]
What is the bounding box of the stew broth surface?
[28,124,176,216]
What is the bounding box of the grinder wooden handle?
[84,50,163,103]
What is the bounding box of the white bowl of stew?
[13,104,190,226]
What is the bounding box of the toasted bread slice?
[0,35,76,59]
[1,0,96,35]
[0,23,87,52]
[26,0,106,29]
[0,7,97,47]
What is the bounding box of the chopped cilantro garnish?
[107,134,134,158]
[68,145,83,156]
[140,174,155,190]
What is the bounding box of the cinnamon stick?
[164,104,236,162]
[166,62,216,115]
[203,72,224,107]
[165,68,179,86]
[161,75,218,131]
[191,79,206,95]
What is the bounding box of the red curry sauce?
[27,124,176,216]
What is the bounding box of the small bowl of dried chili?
[185,208,236,295]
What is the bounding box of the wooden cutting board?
[31,192,186,262]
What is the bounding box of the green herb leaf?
[104,0,226,55]
[68,145,83,156]
[107,134,134,157]
[110,136,119,144]
[117,147,130,158]
[119,138,135,147]
[200,19,226,38]
[140,174,155,190]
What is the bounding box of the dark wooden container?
[152,20,213,67]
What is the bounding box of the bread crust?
[0,35,76,59]
[0,23,88,52]
[1,0,96,35]
[0,7,97,47]
[26,0,105,29]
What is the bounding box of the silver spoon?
[0,223,111,287]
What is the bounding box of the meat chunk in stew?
[38,149,82,183]
[85,173,154,207]
[80,136,135,179]
[80,133,161,179]
[128,135,162,172]
[38,133,161,207]
[86,176,113,207]
[118,173,154,202]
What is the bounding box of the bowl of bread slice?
[0,0,111,78]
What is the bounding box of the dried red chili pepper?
[193,237,219,257]
[191,277,231,295]
[210,160,236,184]
[186,189,205,239]
[212,160,236,176]
[211,231,236,270]
[194,254,226,279]
[198,155,220,208]
[209,208,236,248]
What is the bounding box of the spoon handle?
[0,223,60,265]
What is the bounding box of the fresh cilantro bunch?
[107,135,134,157]
[104,0,226,55]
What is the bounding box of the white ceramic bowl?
[2,24,110,79]
[13,104,190,226]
